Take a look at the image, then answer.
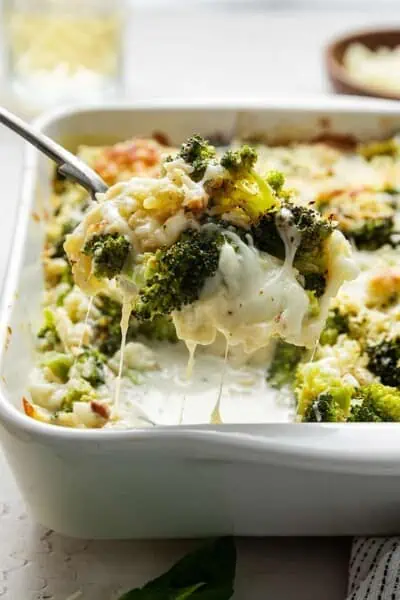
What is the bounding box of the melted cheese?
[65,157,357,391]
[173,228,357,353]
[104,342,296,428]
[113,294,133,415]
[210,339,230,425]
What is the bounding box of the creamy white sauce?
[77,295,93,355]
[113,294,133,415]
[173,227,311,352]
[105,341,296,429]
[210,337,230,425]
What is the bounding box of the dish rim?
[1,97,400,472]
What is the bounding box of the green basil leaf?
[118,537,236,600]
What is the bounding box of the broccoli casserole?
[24,133,400,428]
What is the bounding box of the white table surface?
[0,7,397,599]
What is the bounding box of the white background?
[0,5,398,599]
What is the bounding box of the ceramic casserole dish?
[0,98,399,539]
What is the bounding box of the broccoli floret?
[285,204,334,287]
[50,219,79,259]
[214,146,277,218]
[220,145,257,174]
[320,307,350,346]
[37,308,60,351]
[349,217,396,251]
[267,341,305,388]
[384,185,400,195]
[348,383,400,422]
[83,233,131,280]
[358,138,400,160]
[60,380,95,413]
[367,337,400,388]
[200,215,248,241]
[93,295,128,356]
[94,294,122,319]
[176,134,216,182]
[318,188,397,251]
[252,202,334,297]
[303,273,327,298]
[296,363,353,421]
[349,402,382,422]
[303,392,344,422]
[95,316,122,357]
[75,348,106,387]
[94,294,178,356]
[265,170,285,194]
[136,314,178,343]
[175,137,280,219]
[306,290,320,318]
[41,352,73,383]
[134,228,223,321]
[251,207,285,259]
[61,265,74,286]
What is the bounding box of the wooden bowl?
[326,28,400,100]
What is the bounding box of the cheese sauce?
[105,341,296,429]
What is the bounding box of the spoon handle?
[0,106,108,198]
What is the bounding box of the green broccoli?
[40,352,73,383]
[306,290,320,318]
[174,137,280,219]
[60,380,95,413]
[176,134,216,182]
[267,340,305,388]
[319,307,350,346]
[384,185,400,195]
[303,273,327,299]
[94,294,122,319]
[349,217,396,251]
[75,348,106,387]
[134,228,224,321]
[296,363,353,421]
[37,308,60,351]
[367,337,400,388]
[200,215,248,241]
[265,170,285,194]
[136,314,178,343]
[94,316,122,357]
[358,138,400,160]
[252,202,335,297]
[285,204,334,294]
[93,294,126,356]
[213,145,277,218]
[303,392,345,422]
[348,383,400,422]
[220,145,258,174]
[348,402,382,422]
[318,187,397,252]
[50,219,79,259]
[94,294,178,356]
[83,233,131,280]
[251,207,286,259]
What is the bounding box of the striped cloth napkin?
[347,538,400,600]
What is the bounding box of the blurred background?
[0,0,400,116]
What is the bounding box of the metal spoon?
[0,106,108,199]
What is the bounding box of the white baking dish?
[0,97,400,539]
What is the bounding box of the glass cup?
[2,0,126,110]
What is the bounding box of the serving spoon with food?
[0,105,108,199]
